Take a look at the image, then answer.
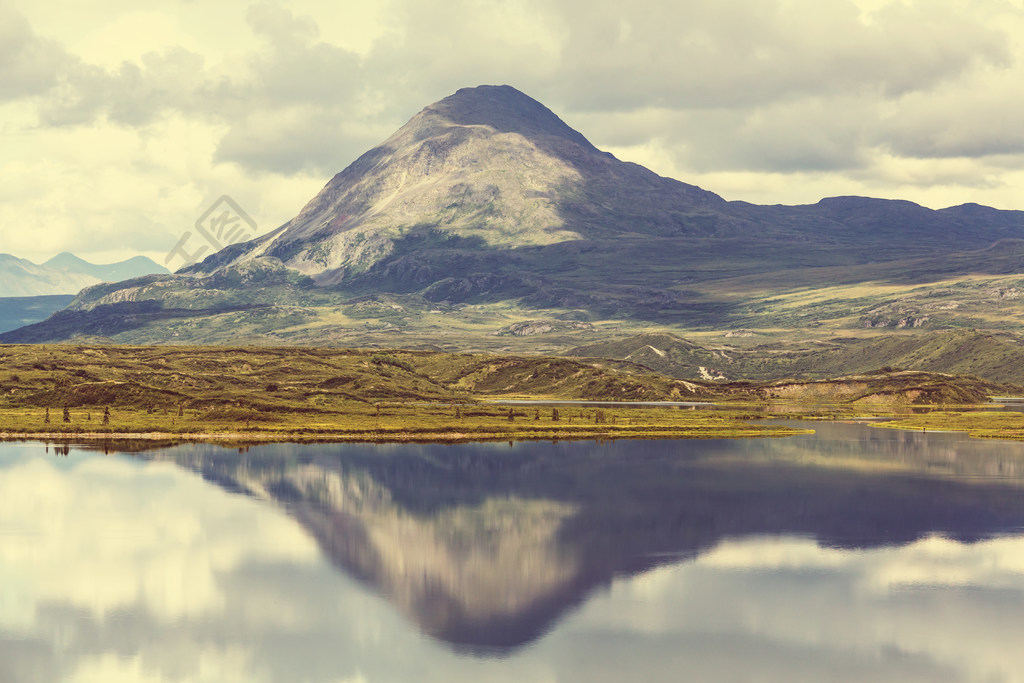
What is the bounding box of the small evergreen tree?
[552,407,559,421]
[103,406,110,425]
[44,407,50,424]
[534,408,541,420]
[62,406,70,423]
[507,408,515,422]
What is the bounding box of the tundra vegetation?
[0,344,1015,445]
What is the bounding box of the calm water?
[4,422,1024,682]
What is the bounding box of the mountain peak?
[185,84,729,283]
[412,84,598,150]
[44,251,90,269]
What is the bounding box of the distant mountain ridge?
[0,251,168,297]
[3,84,1024,354]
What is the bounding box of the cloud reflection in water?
[4,424,1024,681]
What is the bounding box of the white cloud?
[1,0,1023,263]
[0,453,320,623]
[548,533,1024,682]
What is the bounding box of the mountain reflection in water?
[4,421,1024,681]
[130,423,1024,649]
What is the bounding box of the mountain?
[43,252,169,284]
[187,84,733,285]
[0,254,97,297]
[4,85,1024,353]
[0,252,168,297]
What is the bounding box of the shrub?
[370,353,414,373]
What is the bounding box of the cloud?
[880,81,1024,160]
[546,534,1024,682]
[535,0,1010,110]
[2,0,1024,262]
[213,106,389,175]
[0,3,74,102]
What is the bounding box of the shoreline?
[0,425,813,445]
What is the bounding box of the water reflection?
[5,423,1024,681]
[76,425,1024,644]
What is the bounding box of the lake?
[3,421,1024,681]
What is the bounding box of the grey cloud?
[576,98,874,175]
[0,633,56,683]
[10,0,1024,182]
[347,0,1017,178]
[242,4,363,110]
[879,88,1024,160]
[36,48,211,127]
[0,4,75,101]
[214,107,383,175]
[26,4,373,174]
[681,98,875,173]
[544,0,1010,112]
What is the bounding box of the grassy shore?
[0,402,812,443]
[2,343,1009,445]
[876,411,1024,441]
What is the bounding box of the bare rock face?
[494,320,594,336]
[185,85,729,285]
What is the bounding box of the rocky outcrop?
[494,320,593,336]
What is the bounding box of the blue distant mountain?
[0,252,168,297]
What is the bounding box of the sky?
[2,0,1023,265]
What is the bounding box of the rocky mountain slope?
[4,85,1024,357]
